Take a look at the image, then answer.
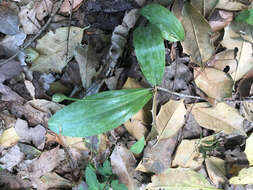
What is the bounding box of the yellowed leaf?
[172,139,204,170]
[245,133,253,166]
[156,99,186,140]
[194,67,233,100]
[146,167,219,190]
[205,157,227,187]
[0,127,20,147]
[135,160,149,173]
[229,167,253,184]
[191,102,246,136]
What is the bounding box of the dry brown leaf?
[172,139,204,170]
[205,157,227,187]
[0,145,24,171]
[60,0,83,14]
[0,127,20,147]
[209,10,233,32]
[63,136,88,151]
[141,136,178,173]
[156,99,186,140]
[221,22,253,81]
[110,145,140,190]
[0,83,24,102]
[216,0,248,11]
[191,102,246,136]
[173,1,215,65]
[124,120,147,140]
[194,67,233,100]
[35,0,53,21]
[191,0,218,18]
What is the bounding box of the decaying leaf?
[156,99,186,140]
[194,67,233,100]
[191,0,218,18]
[146,167,219,190]
[229,167,253,184]
[60,0,83,14]
[0,127,20,148]
[173,1,215,66]
[221,21,253,81]
[205,156,227,187]
[30,27,84,73]
[172,139,204,170]
[110,145,140,190]
[245,132,253,166]
[209,10,233,32]
[215,0,248,11]
[190,102,246,136]
[0,5,19,35]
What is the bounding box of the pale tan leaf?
[194,67,233,100]
[30,27,83,73]
[124,120,147,140]
[0,127,20,147]
[63,136,88,151]
[146,167,219,190]
[229,167,253,184]
[205,157,227,187]
[35,0,53,21]
[216,0,248,11]
[245,133,253,166]
[172,139,204,170]
[156,99,186,140]
[60,0,83,14]
[191,102,246,136]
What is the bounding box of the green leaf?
[111,180,128,190]
[133,25,165,86]
[130,136,145,154]
[48,88,152,137]
[235,9,253,26]
[141,3,184,41]
[85,165,100,190]
[98,160,113,177]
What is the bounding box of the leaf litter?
[0,0,253,189]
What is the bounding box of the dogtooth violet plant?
[48,3,185,138]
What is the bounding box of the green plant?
[235,9,253,26]
[48,3,184,138]
[84,160,127,190]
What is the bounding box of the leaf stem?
[152,86,158,128]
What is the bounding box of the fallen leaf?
[18,143,41,160]
[156,99,186,140]
[63,136,88,151]
[221,21,253,81]
[130,136,145,154]
[245,132,253,166]
[0,127,20,148]
[110,145,140,190]
[142,135,178,173]
[229,167,253,184]
[35,0,53,21]
[194,67,233,100]
[191,0,218,18]
[146,167,219,190]
[205,156,227,187]
[124,120,148,140]
[30,27,84,73]
[24,80,35,99]
[0,145,24,171]
[0,83,24,102]
[191,102,246,136]
[209,10,233,32]
[172,139,204,170]
[216,0,248,11]
[14,119,46,149]
[60,0,83,14]
[0,5,19,35]
[173,1,215,65]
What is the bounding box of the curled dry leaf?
[245,132,253,166]
[173,1,215,66]
[172,139,204,170]
[221,21,253,81]
[205,157,227,187]
[156,99,186,140]
[146,167,219,190]
[194,67,233,100]
[190,102,246,136]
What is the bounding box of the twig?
[0,0,64,67]
[151,86,158,128]
[66,0,74,61]
[157,86,204,100]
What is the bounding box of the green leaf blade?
[141,3,184,41]
[85,165,100,190]
[133,25,165,86]
[130,136,145,154]
[48,88,152,137]
[235,9,253,26]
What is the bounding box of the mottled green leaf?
[111,180,128,190]
[133,25,165,86]
[141,3,184,41]
[130,136,145,154]
[236,9,253,26]
[48,88,152,137]
[85,165,100,190]
[98,160,113,177]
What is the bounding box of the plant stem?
[151,86,158,128]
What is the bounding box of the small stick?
[0,0,64,67]
[66,0,74,61]
[151,86,158,128]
